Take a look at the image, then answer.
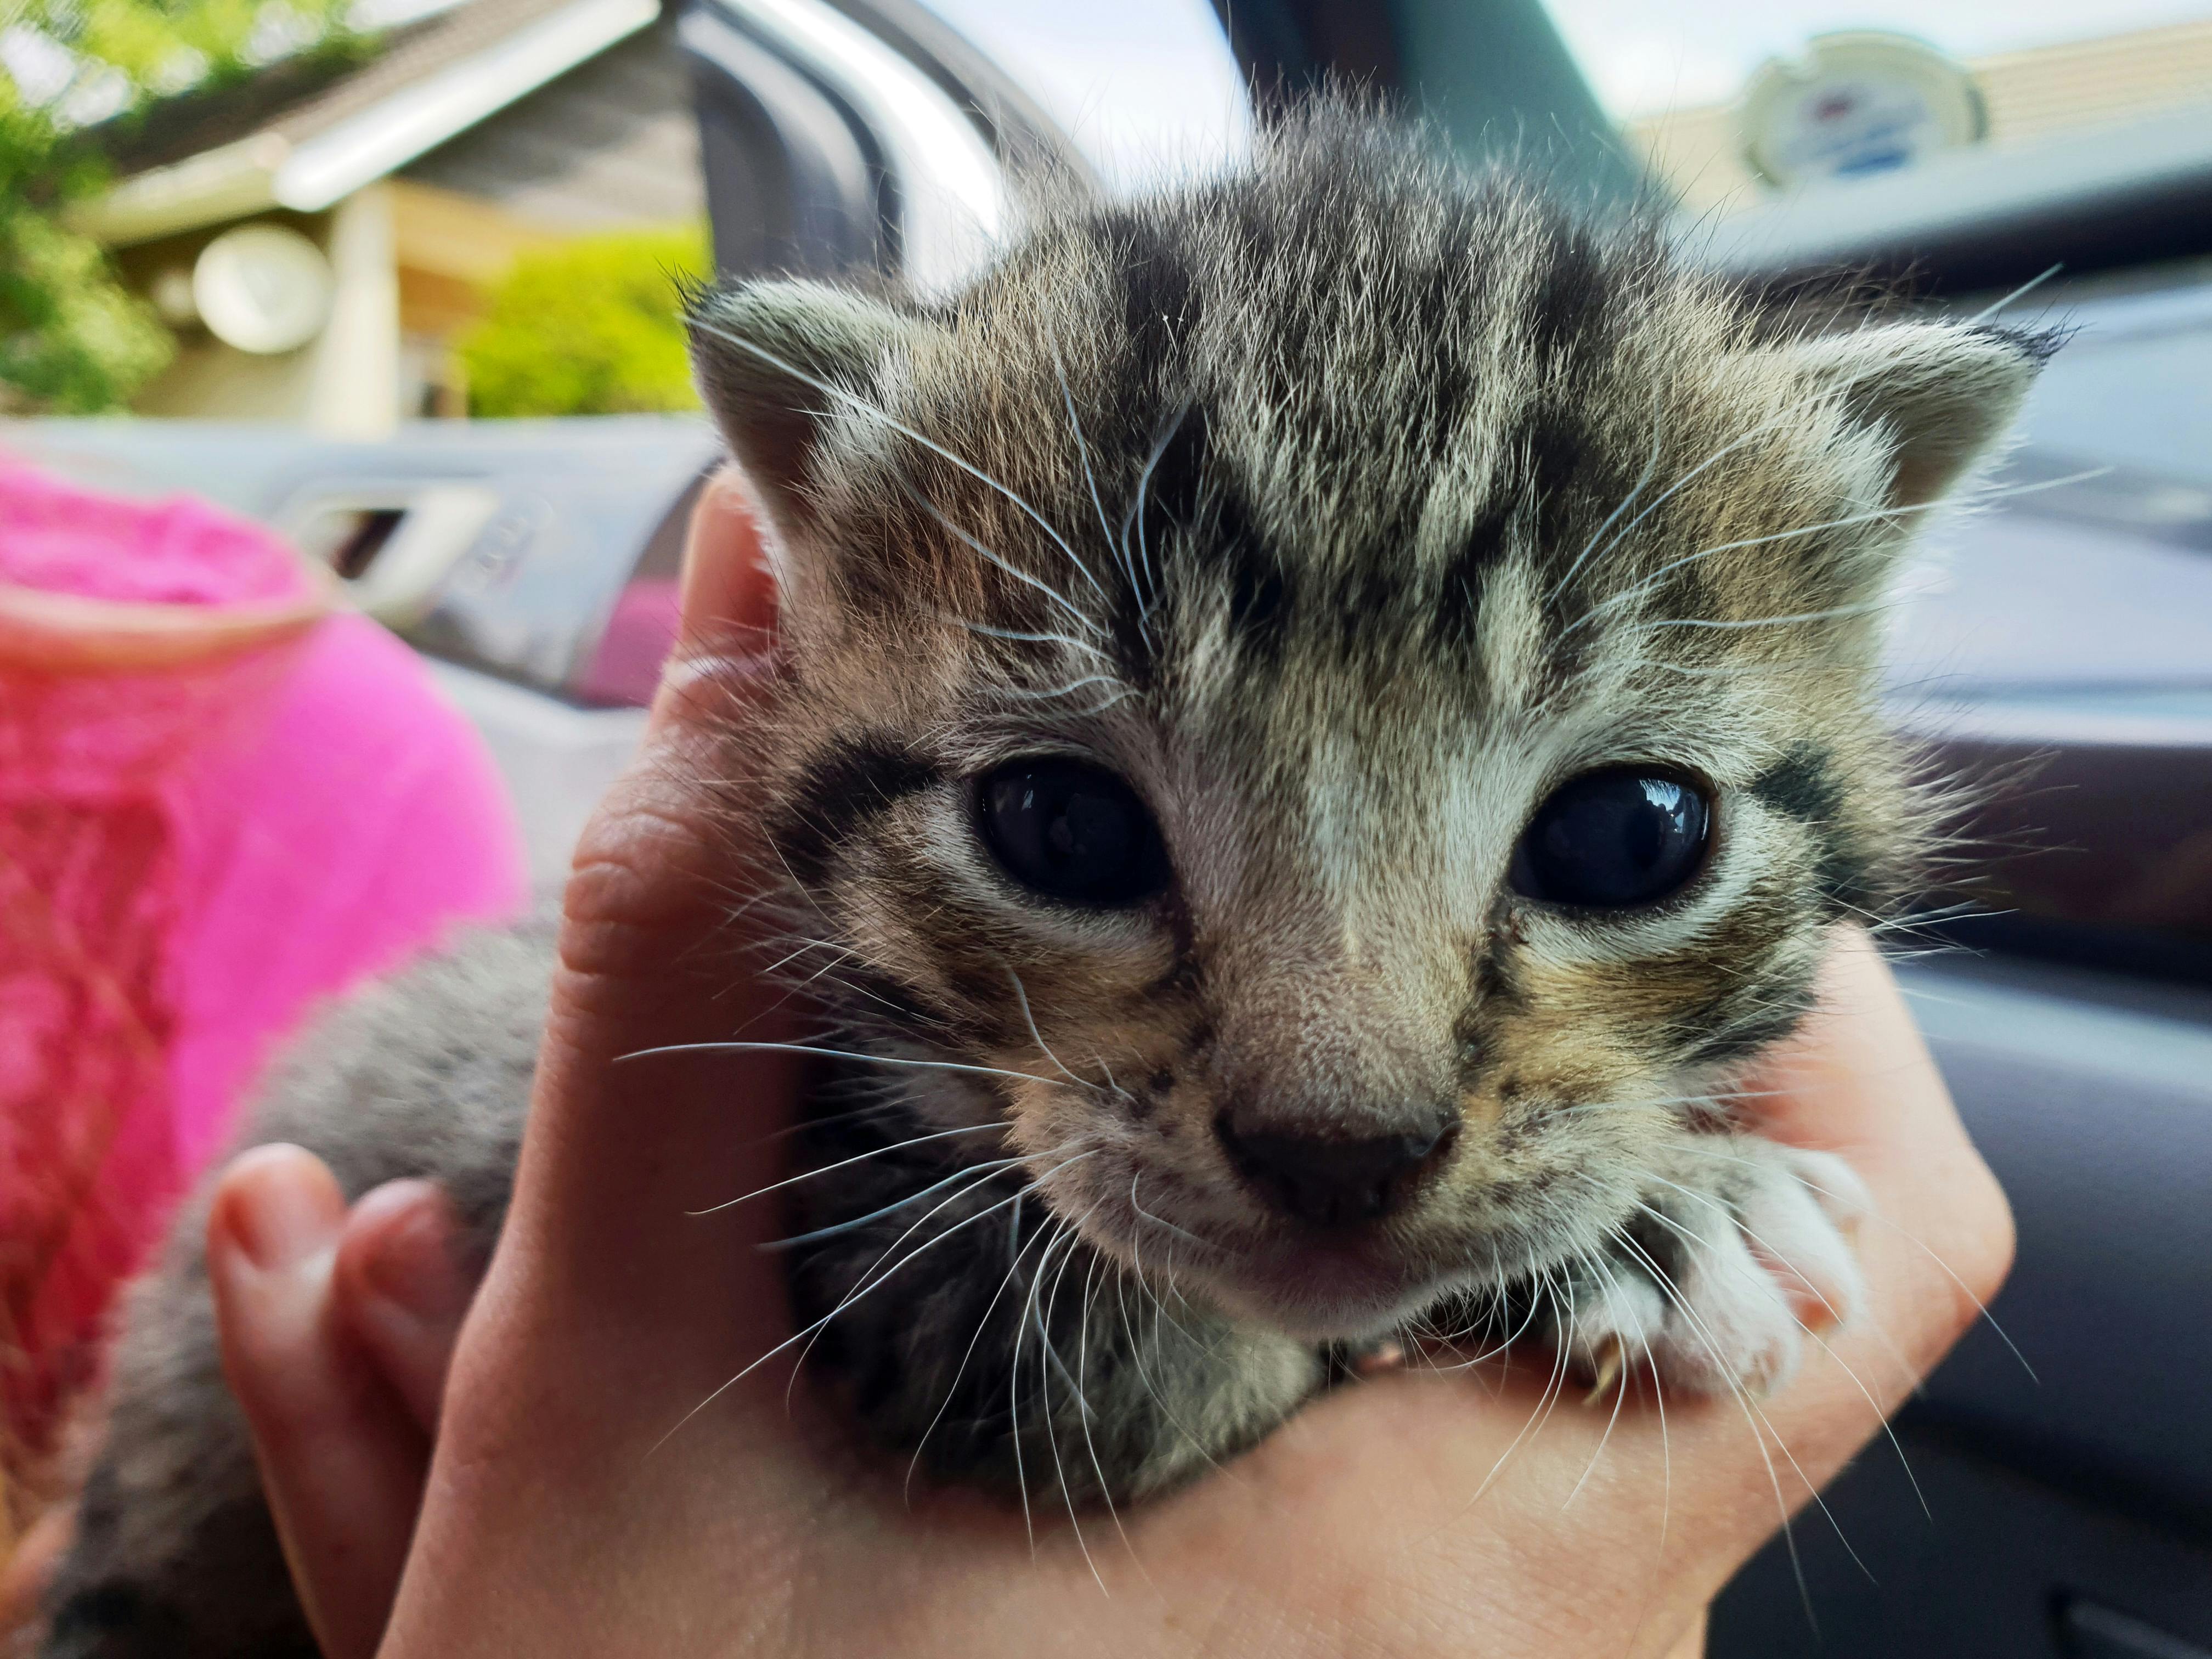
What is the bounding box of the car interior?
[7,0,2209,1651]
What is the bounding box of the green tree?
[458,227,708,418]
[0,0,353,413]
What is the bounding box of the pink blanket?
[0,457,525,1453]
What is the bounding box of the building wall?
[107,22,703,426]
[128,189,399,437]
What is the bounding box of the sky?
[921,0,2212,162]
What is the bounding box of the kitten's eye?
[977,760,1167,906]
[1510,768,1711,910]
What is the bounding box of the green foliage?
[0,201,176,411]
[0,0,353,412]
[459,227,709,418]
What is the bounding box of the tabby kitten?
[42,109,2046,1656]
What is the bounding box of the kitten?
[38,108,2046,1656]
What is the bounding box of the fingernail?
[675,470,779,649]
[359,1194,470,1325]
[224,1150,340,1272]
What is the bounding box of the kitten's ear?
[1782,323,2055,510]
[686,278,921,537]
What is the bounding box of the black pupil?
[1513,769,1711,909]
[980,761,1163,906]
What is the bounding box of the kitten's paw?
[1562,1136,1869,1401]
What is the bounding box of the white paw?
[1562,1137,1869,1400]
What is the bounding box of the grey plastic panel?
[1713,955,2212,1655]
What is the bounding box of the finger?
[208,1146,430,1659]
[1175,930,2015,1645]
[648,464,781,736]
[0,1506,73,1640]
[382,471,823,1654]
[501,464,809,1359]
[332,1181,474,1435]
[1745,929,2016,1361]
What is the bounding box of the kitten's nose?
[1217,1112,1455,1228]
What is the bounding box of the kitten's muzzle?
[1216,1112,1458,1228]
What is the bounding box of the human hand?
[200,471,2013,1659]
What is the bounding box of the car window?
[915,0,1250,191]
[1539,0,2212,212]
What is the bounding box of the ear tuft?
[685,278,919,533]
[1782,321,2058,511]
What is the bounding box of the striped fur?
[690,106,2047,1489]
[40,106,2050,1655]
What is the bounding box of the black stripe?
[1675,981,1816,1067]
[1520,408,1592,558]
[1749,744,1843,825]
[1102,210,1201,393]
[1528,218,1615,365]
[1435,496,1514,650]
[772,739,939,888]
[1750,746,1886,910]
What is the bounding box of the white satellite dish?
[191,223,336,355]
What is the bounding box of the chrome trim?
[702,0,1007,293]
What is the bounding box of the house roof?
[75,0,661,245]
[399,18,702,229]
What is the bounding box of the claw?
[1355,1341,1406,1377]
[1582,1336,1624,1406]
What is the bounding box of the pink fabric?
[1,456,525,1452]
[0,464,317,605]
[164,612,528,1173]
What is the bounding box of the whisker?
[1003,966,1095,1091]
[1565,415,1796,592]
[786,1155,1037,1402]
[1570,464,2118,638]
[1009,1216,1065,1550]
[1075,1220,1148,1581]
[1129,1174,1207,1248]
[618,1039,1076,1093]
[1036,1219,1105,1592]
[1629,600,1888,634]
[757,1156,1026,1251]
[690,316,1105,604]
[685,1120,1007,1217]
[1049,338,1142,648]
[651,1154,1096,1456]
[1547,381,1667,602]
[1638,1179,1931,1521]
[1000,674,1131,704]
[1607,1223,1827,1624]
[1678,1144,2036,1385]
[899,478,1105,637]
[1962,263,2061,325]
[1125,400,1190,608]
[904,1143,1098,1499]
[1561,1245,1634,1507]
[944,615,1119,663]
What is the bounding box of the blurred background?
[5,0,2212,428]
[4,2,2212,1656]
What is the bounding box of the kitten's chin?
[1200,1243,1446,1343]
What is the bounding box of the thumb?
[648,465,781,737]
[489,464,809,1387]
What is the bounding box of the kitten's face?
[693,140,2040,1340]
